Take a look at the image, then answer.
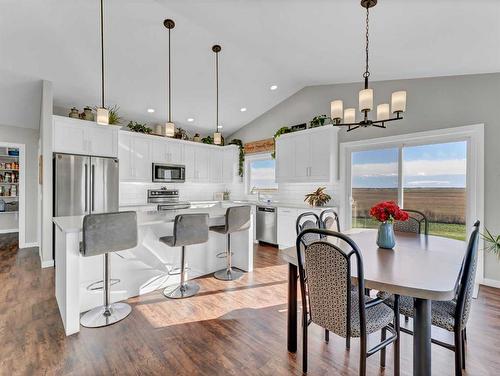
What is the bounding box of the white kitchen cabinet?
[275,126,338,183]
[152,138,184,164]
[118,132,151,182]
[222,147,237,183]
[210,148,223,183]
[183,144,210,183]
[53,116,118,157]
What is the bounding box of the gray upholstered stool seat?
[79,211,138,328]
[160,213,209,299]
[211,206,251,281]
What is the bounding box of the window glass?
[248,158,278,192]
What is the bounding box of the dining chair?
[319,208,341,232]
[296,228,401,375]
[296,212,321,247]
[393,209,429,235]
[377,220,480,376]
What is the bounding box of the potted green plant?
[127,121,152,134]
[304,187,332,207]
[483,228,500,257]
[309,115,328,128]
[228,139,244,177]
[271,126,292,158]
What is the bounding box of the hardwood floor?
[0,233,499,375]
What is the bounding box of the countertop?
[120,200,336,211]
[53,204,244,233]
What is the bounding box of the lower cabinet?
[277,206,338,249]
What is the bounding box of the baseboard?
[41,259,54,268]
[481,278,500,289]
[20,241,39,249]
[0,229,18,234]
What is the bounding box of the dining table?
[280,228,467,376]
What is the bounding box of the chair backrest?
[296,228,366,340]
[320,209,340,232]
[171,213,209,247]
[82,211,138,257]
[393,209,428,235]
[455,220,480,330]
[296,212,321,247]
[225,205,251,234]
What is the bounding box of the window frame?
[339,124,484,285]
[244,152,278,195]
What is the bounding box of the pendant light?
[330,0,407,131]
[96,0,109,125]
[163,19,176,137]
[212,44,222,145]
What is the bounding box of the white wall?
[230,72,500,283]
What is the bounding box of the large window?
[351,141,467,240]
[247,156,278,193]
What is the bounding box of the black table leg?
[414,298,431,375]
[287,263,298,353]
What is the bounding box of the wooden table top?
[280,228,467,301]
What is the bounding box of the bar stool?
[160,213,209,299]
[80,211,138,328]
[210,205,251,281]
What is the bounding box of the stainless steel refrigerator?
[53,153,119,217]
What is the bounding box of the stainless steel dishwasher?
[256,205,278,244]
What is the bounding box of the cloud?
[250,167,275,180]
[353,159,466,178]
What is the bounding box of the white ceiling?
[0,0,499,135]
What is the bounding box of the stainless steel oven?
[152,163,185,183]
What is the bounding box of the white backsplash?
[119,182,231,206]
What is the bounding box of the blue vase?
[377,222,396,249]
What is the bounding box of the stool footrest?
[87,278,120,291]
[168,267,191,276]
[216,251,234,259]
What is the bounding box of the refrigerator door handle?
[91,164,95,212]
[84,163,88,212]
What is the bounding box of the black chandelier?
[330,0,407,132]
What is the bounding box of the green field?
[353,218,466,241]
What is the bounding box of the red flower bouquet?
[369,201,409,223]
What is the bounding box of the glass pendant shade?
[96,107,109,125]
[344,108,356,124]
[164,121,175,137]
[391,91,407,113]
[377,103,390,121]
[214,132,222,145]
[359,89,373,112]
[330,100,343,120]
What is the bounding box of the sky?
[352,141,467,188]
[249,159,278,189]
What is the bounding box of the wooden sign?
[244,138,274,154]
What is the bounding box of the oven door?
[152,164,185,182]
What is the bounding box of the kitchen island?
[53,204,253,336]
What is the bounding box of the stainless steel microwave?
[152,163,185,183]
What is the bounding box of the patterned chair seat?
[377,292,457,332]
[350,293,394,337]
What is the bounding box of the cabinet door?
[87,126,117,157]
[53,120,88,154]
[294,135,310,180]
[276,137,295,182]
[151,140,168,163]
[166,141,183,164]
[210,148,223,183]
[277,211,298,248]
[222,149,236,183]
[309,132,331,181]
[183,144,196,181]
[195,146,210,182]
[118,133,134,181]
[132,137,151,181]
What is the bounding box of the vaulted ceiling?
[0,0,498,135]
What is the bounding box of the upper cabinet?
[118,130,237,183]
[275,126,338,183]
[53,116,118,158]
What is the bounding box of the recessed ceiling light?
[187,118,194,122]
[240,107,247,112]
[270,85,278,91]
[147,108,155,113]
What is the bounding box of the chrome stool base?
[214,268,243,281]
[164,281,200,299]
[80,302,132,328]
